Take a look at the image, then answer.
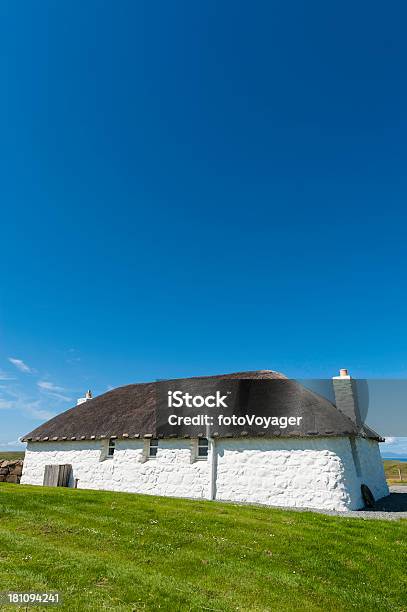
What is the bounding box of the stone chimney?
[77,390,92,406]
[332,369,361,427]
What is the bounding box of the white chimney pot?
[77,390,93,406]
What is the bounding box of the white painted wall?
[355,438,389,503]
[215,437,388,510]
[21,436,388,511]
[21,439,210,499]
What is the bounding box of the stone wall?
[355,437,389,502]
[0,460,23,483]
[216,437,388,510]
[21,439,210,499]
[21,437,388,511]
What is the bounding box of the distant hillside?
[383,459,407,485]
[0,451,25,462]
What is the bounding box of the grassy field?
[0,484,406,611]
[0,451,25,462]
[383,459,407,485]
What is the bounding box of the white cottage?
[21,369,388,511]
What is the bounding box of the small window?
[149,438,158,458]
[108,439,115,457]
[197,437,209,458]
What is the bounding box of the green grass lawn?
[0,484,406,611]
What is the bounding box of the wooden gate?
[43,464,72,487]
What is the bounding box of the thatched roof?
[22,370,382,442]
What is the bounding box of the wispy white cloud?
[8,357,33,374]
[0,388,57,421]
[381,436,407,457]
[66,348,81,364]
[46,392,72,402]
[0,369,16,381]
[0,439,25,449]
[37,381,65,392]
[24,400,56,421]
[37,380,72,403]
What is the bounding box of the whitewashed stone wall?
[21,439,210,499]
[355,438,388,503]
[21,436,388,511]
[216,437,388,510]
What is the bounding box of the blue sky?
[0,1,406,453]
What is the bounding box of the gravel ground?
[222,486,407,520]
[276,486,407,520]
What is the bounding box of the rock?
[0,468,9,475]
[0,475,5,482]
[10,466,23,476]
[5,475,19,484]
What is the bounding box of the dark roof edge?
[22,431,383,443]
